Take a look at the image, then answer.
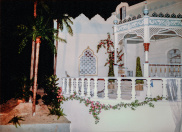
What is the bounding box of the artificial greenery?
[42,75,65,118]
[8,115,25,128]
[15,75,33,102]
[64,92,167,124]
[17,15,66,54]
[135,57,144,84]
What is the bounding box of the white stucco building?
[54,0,182,132]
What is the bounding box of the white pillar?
[143,15,150,77]
[144,63,149,77]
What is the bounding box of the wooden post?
[117,78,121,100]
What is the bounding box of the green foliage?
[135,57,144,84]
[42,75,65,118]
[8,115,25,128]
[57,14,73,36]
[17,15,66,54]
[15,74,33,102]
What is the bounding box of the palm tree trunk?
[30,40,35,91]
[54,21,59,75]
[32,38,40,116]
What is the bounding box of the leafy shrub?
[8,115,24,128]
[41,75,65,118]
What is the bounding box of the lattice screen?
[79,47,97,76]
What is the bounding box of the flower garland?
[97,33,124,67]
[63,92,167,124]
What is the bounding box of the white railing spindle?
[75,78,79,94]
[87,78,91,97]
[93,78,98,98]
[104,78,109,99]
[147,78,151,98]
[70,78,74,95]
[66,78,69,95]
[131,78,136,100]
[62,78,65,94]
[162,78,167,98]
[117,78,121,100]
[81,78,85,97]
[177,78,181,101]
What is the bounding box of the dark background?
[1,0,144,103]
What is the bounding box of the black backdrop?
[1,0,144,102]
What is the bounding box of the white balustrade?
[61,77,180,102]
[131,78,136,100]
[104,78,109,99]
[117,78,121,100]
[147,78,151,98]
[93,78,98,99]
[149,63,182,77]
[87,78,91,97]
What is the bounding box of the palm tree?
[17,15,66,116]
[54,14,73,75]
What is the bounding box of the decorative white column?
[143,1,150,77]
[93,78,98,99]
[104,78,109,99]
[87,78,91,97]
[117,78,122,100]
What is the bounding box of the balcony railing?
[61,77,181,102]
[149,63,182,77]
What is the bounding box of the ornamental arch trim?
[117,28,144,42]
[149,27,182,40]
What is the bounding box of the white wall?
[62,100,175,132]
[56,14,115,86]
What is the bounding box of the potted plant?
[135,57,144,91]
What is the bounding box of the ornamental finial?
[143,1,149,15]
